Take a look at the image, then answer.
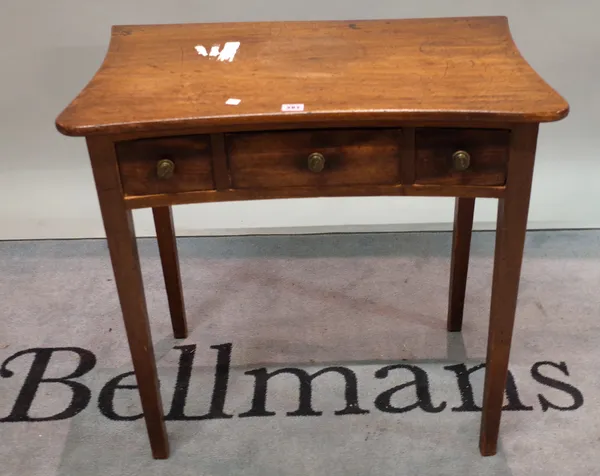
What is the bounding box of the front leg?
[87,137,169,459]
[480,124,538,456]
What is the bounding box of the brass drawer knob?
[452,150,471,171]
[307,152,325,173]
[156,158,175,179]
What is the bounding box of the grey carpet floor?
[0,230,599,476]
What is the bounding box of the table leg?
[447,197,475,332]
[152,206,188,339]
[479,124,539,456]
[87,137,169,459]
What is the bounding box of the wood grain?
[447,197,475,332]
[227,129,402,188]
[116,135,214,195]
[415,128,509,186]
[400,127,416,184]
[55,15,570,460]
[479,123,539,456]
[152,206,187,339]
[123,183,505,209]
[210,133,231,190]
[56,17,569,137]
[98,119,532,142]
[86,136,169,459]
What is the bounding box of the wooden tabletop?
[56,16,568,136]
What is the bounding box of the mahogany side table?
[56,17,569,459]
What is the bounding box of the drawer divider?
[400,127,416,184]
[210,133,232,191]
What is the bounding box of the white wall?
[0,0,598,239]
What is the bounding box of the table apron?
[123,184,504,209]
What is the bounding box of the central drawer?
[226,129,403,189]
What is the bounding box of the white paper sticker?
[281,103,304,112]
[217,42,241,62]
[194,45,208,56]
[195,42,241,62]
[225,98,241,105]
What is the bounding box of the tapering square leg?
[153,206,188,339]
[87,137,169,459]
[447,197,475,332]
[480,124,538,456]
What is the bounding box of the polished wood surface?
[56,16,568,137]
[480,124,539,456]
[415,128,509,186]
[117,135,214,195]
[55,16,569,459]
[227,129,402,188]
[86,136,169,459]
[447,197,475,332]
[210,133,232,190]
[122,183,506,210]
[153,206,187,339]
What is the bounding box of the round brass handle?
[307,152,325,173]
[156,159,175,179]
[452,150,471,171]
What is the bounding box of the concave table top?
[56,16,569,136]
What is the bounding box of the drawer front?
[116,135,214,195]
[226,129,403,189]
[415,128,509,186]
